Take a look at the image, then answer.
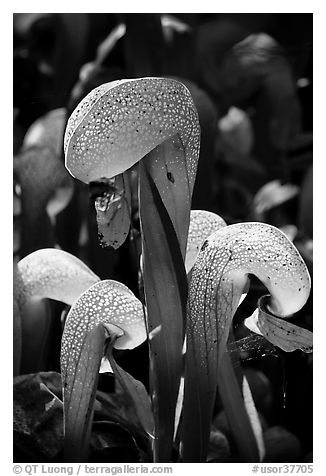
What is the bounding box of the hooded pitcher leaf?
[183,222,311,462]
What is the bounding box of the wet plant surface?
[13,13,313,464]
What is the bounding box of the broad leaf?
[139,158,188,462]
[245,295,313,353]
[142,134,192,258]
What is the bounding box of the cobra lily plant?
[183,221,312,462]
[23,76,311,464]
[14,247,148,461]
[64,76,200,462]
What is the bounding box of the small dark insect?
[167,171,175,183]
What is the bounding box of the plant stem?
[217,349,260,462]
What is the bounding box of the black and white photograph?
[11,9,314,470]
